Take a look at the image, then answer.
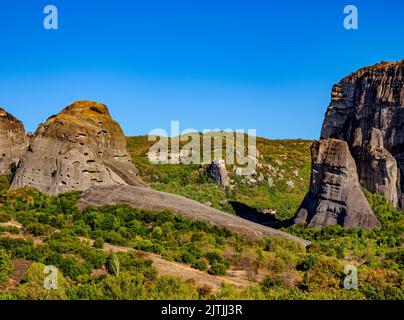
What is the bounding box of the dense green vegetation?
[0,248,12,284]
[285,191,403,299]
[0,185,402,300]
[0,136,401,300]
[127,136,312,220]
[0,175,11,193]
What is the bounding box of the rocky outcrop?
[78,185,310,245]
[295,139,380,229]
[0,108,29,175]
[206,160,229,187]
[11,101,145,195]
[295,60,404,229]
[321,61,404,208]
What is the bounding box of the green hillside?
[127,136,313,221]
[0,136,402,300]
[0,187,402,300]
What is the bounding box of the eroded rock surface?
[295,60,404,229]
[0,108,28,175]
[206,159,229,187]
[295,139,380,229]
[321,60,404,208]
[11,101,145,194]
[78,185,310,245]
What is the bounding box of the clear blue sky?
[0,0,403,139]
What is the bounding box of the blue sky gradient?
[0,0,403,139]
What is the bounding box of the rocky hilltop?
[0,108,28,175]
[295,60,404,229]
[11,101,145,194]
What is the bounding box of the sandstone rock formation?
[321,61,404,208]
[11,101,145,194]
[0,108,28,175]
[294,139,380,229]
[295,60,404,229]
[206,159,229,187]
[78,185,310,245]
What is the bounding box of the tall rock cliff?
[0,108,29,175]
[294,139,380,229]
[295,60,404,229]
[11,101,145,195]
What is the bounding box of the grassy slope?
[0,136,401,300]
[127,135,312,221]
[0,187,402,300]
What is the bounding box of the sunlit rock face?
[295,60,404,229]
[0,108,29,175]
[11,101,145,195]
[294,139,380,229]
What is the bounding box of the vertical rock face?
[295,60,404,229]
[207,159,229,187]
[0,108,29,175]
[11,101,145,195]
[295,139,380,229]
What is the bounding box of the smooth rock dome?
[11,100,146,194]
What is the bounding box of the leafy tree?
[208,262,228,276]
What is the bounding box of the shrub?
[179,251,195,264]
[208,262,227,276]
[303,257,343,291]
[94,237,104,249]
[192,260,208,271]
[298,254,319,271]
[26,223,55,236]
[205,251,223,265]
[0,248,12,284]
[99,272,146,299]
[0,213,11,223]
[358,266,403,300]
[148,276,199,300]
[261,276,284,289]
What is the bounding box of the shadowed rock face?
[0,108,29,175]
[296,60,404,229]
[322,61,404,208]
[206,159,229,187]
[295,139,380,229]
[11,101,145,194]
